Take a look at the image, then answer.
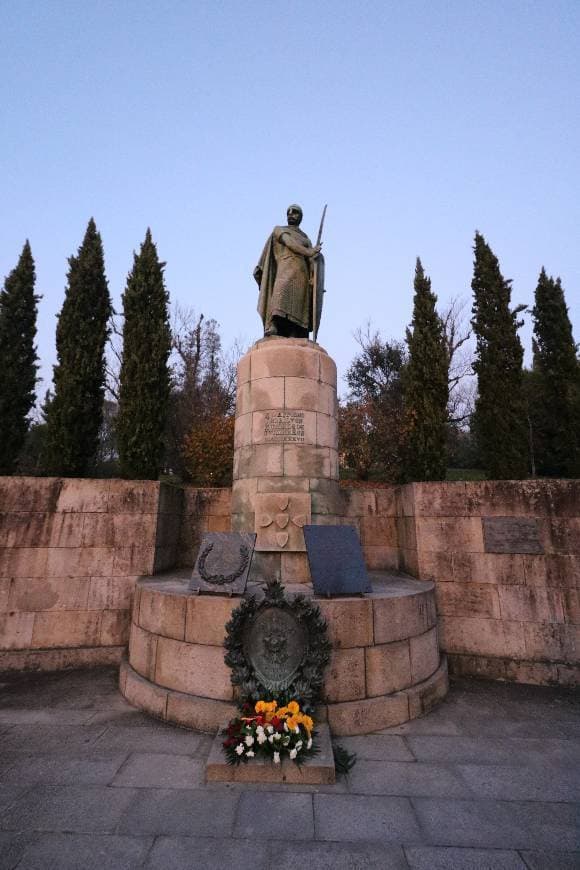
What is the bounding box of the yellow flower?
[286,716,298,730]
[255,700,277,715]
[287,701,300,715]
[299,714,314,735]
[276,706,288,719]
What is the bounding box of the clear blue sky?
[2,1,579,399]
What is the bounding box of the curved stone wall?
[120,573,448,736]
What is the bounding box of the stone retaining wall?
[0,478,181,672]
[400,481,579,686]
[1,476,578,687]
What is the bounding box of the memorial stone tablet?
[303,525,371,597]
[190,532,256,595]
[482,517,543,554]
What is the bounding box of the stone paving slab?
[10,833,154,870]
[0,668,578,870]
[519,851,580,870]
[0,755,128,786]
[347,760,472,798]
[143,836,269,870]
[404,846,528,869]
[407,734,580,767]
[333,733,415,760]
[116,788,239,837]
[457,761,580,802]
[313,793,422,843]
[111,753,205,789]
[0,832,40,870]
[234,792,314,840]
[0,785,138,834]
[412,797,580,851]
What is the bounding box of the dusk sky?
[2,1,579,401]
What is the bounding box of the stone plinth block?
[123,571,446,736]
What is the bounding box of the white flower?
[307,738,313,750]
[289,748,297,760]
[244,735,254,747]
[295,741,303,751]
[283,722,289,732]
[294,726,300,734]
[257,733,267,745]
[282,736,290,746]
[235,744,244,755]
[268,734,274,744]
[266,725,274,734]
[274,733,281,741]
[273,751,281,764]
[246,750,255,758]
[256,725,265,735]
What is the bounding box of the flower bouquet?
[221,699,318,766]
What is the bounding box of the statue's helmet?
[287,204,303,221]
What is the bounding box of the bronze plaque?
[483,517,543,554]
[190,532,256,595]
[243,606,308,693]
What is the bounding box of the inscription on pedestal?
[264,411,305,443]
[483,517,543,554]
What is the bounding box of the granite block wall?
[399,480,579,686]
[1,476,577,686]
[0,478,181,672]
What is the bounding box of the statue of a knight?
[253,204,325,339]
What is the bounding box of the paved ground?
[0,668,578,869]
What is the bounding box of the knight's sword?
[312,204,327,342]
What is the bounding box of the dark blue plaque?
[303,525,371,597]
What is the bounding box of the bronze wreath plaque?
[224,581,331,708]
[190,532,256,596]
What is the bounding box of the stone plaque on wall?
[263,411,305,443]
[304,525,372,597]
[254,493,311,551]
[190,532,256,595]
[482,517,544,554]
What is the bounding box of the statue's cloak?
[255,225,324,334]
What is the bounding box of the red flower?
[271,716,281,729]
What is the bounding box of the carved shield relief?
[254,492,311,551]
[243,606,308,693]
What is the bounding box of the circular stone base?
[119,571,448,736]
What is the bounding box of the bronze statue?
[254,205,325,339]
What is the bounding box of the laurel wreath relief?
[197,542,250,586]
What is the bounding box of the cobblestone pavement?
[0,668,578,869]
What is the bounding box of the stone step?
[205,722,335,785]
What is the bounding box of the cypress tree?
[42,219,112,476]
[116,229,171,479]
[403,258,449,481]
[0,242,39,473]
[531,269,580,476]
[471,232,528,479]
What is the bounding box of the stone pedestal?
[232,338,340,584]
[120,570,448,736]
